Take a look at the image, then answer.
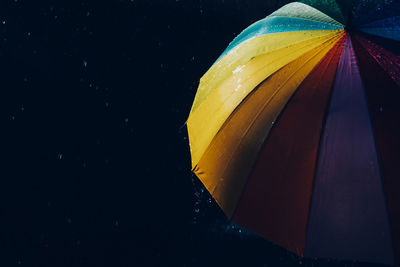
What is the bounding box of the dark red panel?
[354,35,400,87]
[356,31,400,56]
[231,35,346,256]
[352,34,400,265]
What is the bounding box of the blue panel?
[355,1,400,27]
[359,16,400,41]
[361,15,400,29]
[359,28,400,41]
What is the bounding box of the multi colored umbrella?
[187,0,400,265]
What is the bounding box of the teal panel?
[214,17,341,65]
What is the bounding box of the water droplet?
[233,65,244,74]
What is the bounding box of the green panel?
[269,2,343,27]
[301,0,346,24]
[335,0,356,25]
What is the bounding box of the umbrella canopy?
[187,0,400,265]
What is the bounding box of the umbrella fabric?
[304,36,393,263]
[187,1,400,265]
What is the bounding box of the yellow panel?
[187,30,343,167]
[193,32,344,218]
[190,30,341,114]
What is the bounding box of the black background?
[0,0,393,266]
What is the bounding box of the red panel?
[232,35,346,256]
[352,34,400,264]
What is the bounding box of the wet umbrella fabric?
[187,1,400,265]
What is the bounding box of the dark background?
[0,0,393,266]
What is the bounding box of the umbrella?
[187,0,400,265]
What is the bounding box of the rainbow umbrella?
[187,0,400,265]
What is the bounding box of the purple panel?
[304,36,394,265]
